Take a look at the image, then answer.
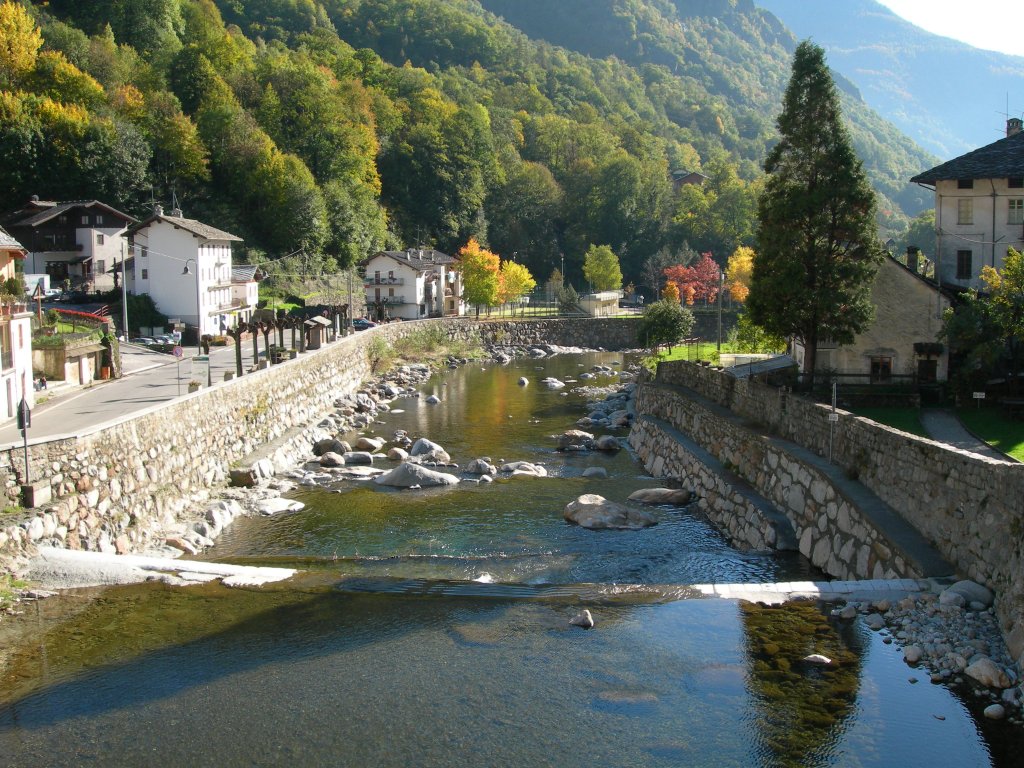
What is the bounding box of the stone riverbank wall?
[630,360,1024,667]
[0,317,640,569]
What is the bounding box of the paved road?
[0,341,268,448]
[919,408,1013,461]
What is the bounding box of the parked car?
[353,318,378,331]
[130,337,156,346]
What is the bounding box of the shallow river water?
[0,352,1019,767]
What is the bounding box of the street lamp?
[181,259,206,386]
[717,270,725,353]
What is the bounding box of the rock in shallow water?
[373,462,460,488]
[564,494,657,530]
[627,488,692,505]
[570,609,594,629]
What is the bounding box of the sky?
[875,0,1023,56]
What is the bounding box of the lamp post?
[182,258,208,385]
[717,269,725,353]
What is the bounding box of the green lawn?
[647,341,739,366]
[849,407,928,437]
[956,408,1024,461]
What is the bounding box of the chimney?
[1008,118,1023,137]
[170,207,182,217]
[154,203,164,217]
[906,246,920,273]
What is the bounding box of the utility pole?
[120,238,129,341]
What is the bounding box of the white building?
[2,198,135,293]
[911,118,1024,289]
[0,225,35,420]
[128,206,256,339]
[361,249,464,320]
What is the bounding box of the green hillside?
[0,0,935,292]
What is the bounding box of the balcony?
[364,276,405,286]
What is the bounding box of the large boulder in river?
[319,452,346,468]
[466,458,497,475]
[410,438,451,462]
[387,447,409,462]
[593,435,621,451]
[944,580,994,609]
[313,438,349,457]
[564,494,657,530]
[355,436,385,452]
[627,488,693,506]
[373,462,460,488]
[501,461,547,477]
[342,451,374,465]
[558,430,594,450]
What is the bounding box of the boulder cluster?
[834,580,1022,723]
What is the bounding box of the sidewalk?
[0,339,271,448]
[919,408,1012,462]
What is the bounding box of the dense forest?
[0,0,937,292]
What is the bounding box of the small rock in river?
[570,609,595,629]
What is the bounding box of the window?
[141,268,148,279]
[958,198,973,225]
[96,260,105,274]
[1009,178,1024,189]
[958,179,974,189]
[956,250,973,280]
[918,359,938,385]
[870,356,892,383]
[1010,199,1024,225]
[96,233,104,245]
[58,215,67,225]
[96,214,104,225]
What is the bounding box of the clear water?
[0,353,1017,767]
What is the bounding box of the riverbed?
[0,352,1018,766]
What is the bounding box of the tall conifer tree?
[747,41,883,390]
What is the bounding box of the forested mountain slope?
[758,0,1024,158]
[0,0,935,291]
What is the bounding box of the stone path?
[920,408,1014,462]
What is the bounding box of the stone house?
[792,255,952,384]
[128,205,257,340]
[0,226,35,420]
[361,249,464,321]
[2,197,136,293]
[911,118,1024,290]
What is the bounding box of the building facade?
[362,249,464,321]
[791,256,951,384]
[911,118,1024,290]
[128,206,256,339]
[2,198,135,293]
[0,226,35,420]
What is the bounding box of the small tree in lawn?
[638,300,695,354]
[663,253,722,306]
[458,237,500,316]
[746,40,884,391]
[662,281,681,304]
[498,260,537,316]
[582,244,622,292]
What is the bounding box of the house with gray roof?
[128,205,256,341]
[0,226,34,422]
[360,249,464,320]
[2,197,136,293]
[911,118,1024,289]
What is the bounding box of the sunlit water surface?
[0,353,1017,767]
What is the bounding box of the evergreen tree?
[747,41,883,391]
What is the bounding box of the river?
[0,352,1016,766]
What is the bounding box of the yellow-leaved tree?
[726,245,754,303]
[0,1,42,88]
[458,237,500,316]
[498,260,537,315]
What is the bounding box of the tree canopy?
[582,244,622,292]
[458,237,500,313]
[746,41,883,389]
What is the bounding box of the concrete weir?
[29,547,296,589]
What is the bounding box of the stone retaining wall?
[632,383,922,582]
[0,318,640,568]
[629,416,785,552]
[644,360,1024,665]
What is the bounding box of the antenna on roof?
[170,189,182,217]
